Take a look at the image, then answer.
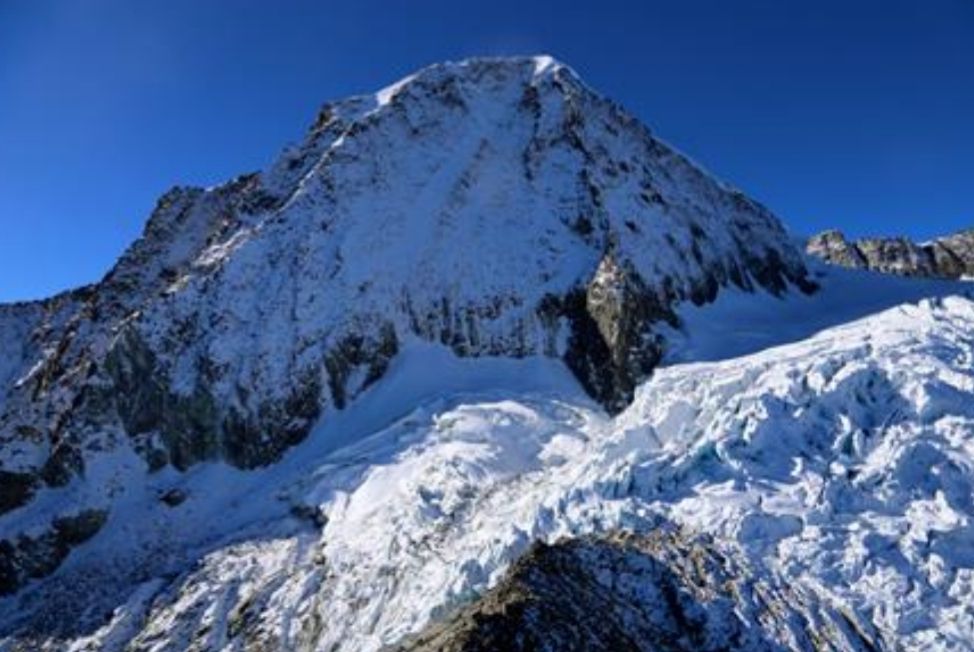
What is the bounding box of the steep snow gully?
[1,56,973,651]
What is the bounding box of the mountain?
[0,55,811,590]
[807,228,974,279]
[1,56,973,651]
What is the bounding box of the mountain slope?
[400,530,878,652]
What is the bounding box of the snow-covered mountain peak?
[2,53,812,467]
[0,56,817,610]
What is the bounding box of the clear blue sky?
[1,1,972,302]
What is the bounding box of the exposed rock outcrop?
[400,529,879,652]
[0,509,107,596]
[807,228,974,278]
[553,253,675,412]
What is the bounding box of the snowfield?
[4,267,973,651]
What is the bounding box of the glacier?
[3,263,973,650]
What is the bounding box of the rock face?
[0,56,812,596]
[0,509,106,597]
[400,530,878,652]
[807,228,974,278]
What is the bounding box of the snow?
[378,56,562,109]
[532,54,559,77]
[375,74,417,107]
[310,283,974,651]
[308,341,586,453]
[5,267,974,650]
[664,259,973,363]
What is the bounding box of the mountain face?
[2,55,972,652]
[807,228,974,279]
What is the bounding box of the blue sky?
[1,0,972,302]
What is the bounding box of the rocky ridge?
[399,529,878,652]
[807,228,974,278]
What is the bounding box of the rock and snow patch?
[400,530,877,652]
[807,228,974,280]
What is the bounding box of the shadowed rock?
[399,529,881,652]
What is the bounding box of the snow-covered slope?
[2,265,972,650]
[0,55,813,595]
